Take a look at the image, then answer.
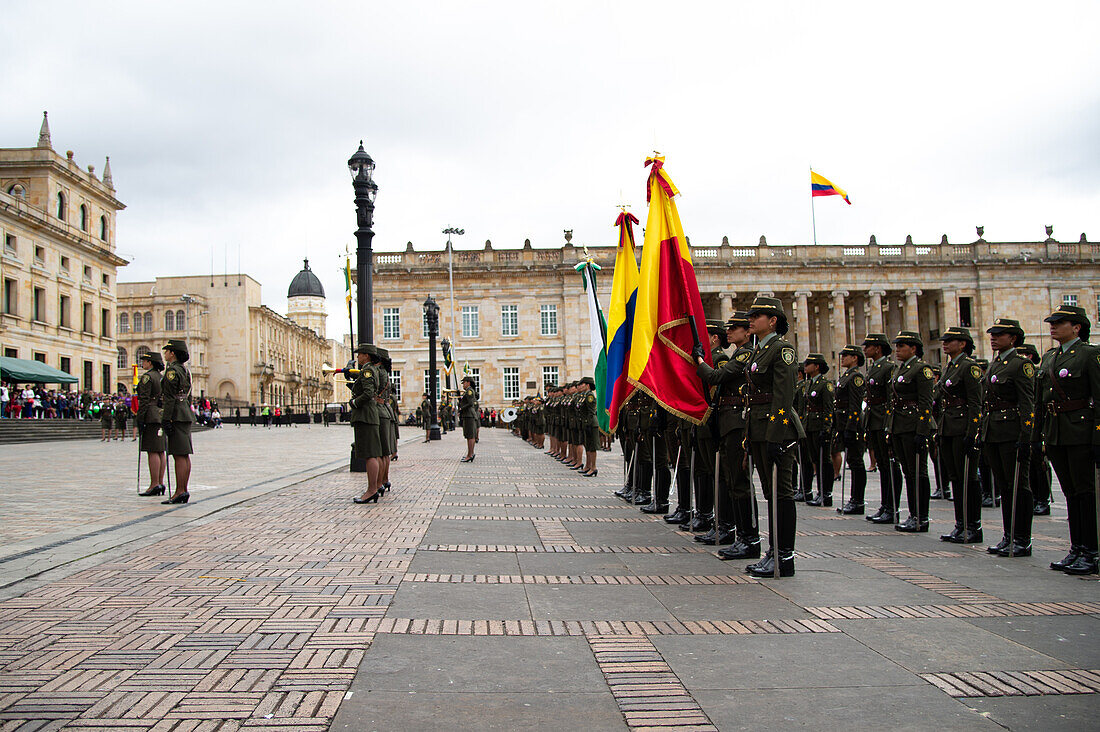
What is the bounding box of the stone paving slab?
[0,428,1097,730]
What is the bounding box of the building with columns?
[371,229,1099,414]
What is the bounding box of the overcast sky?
[3,2,1098,328]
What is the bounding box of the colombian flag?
[605,210,640,431]
[344,257,353,305]
[811,170,851,204]
[626,156,711,425]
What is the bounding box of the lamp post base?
[428,423,442,441]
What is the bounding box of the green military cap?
[987,318,1024,336]
[140,351,164,368]
[705,319,725,335]
[461,375,474,385]
[725,310,751,329]
[353,343,377,356]
[839,345,865,366]
[375,347,390,359]
[861,332,893,354]
[163,338,190,363]
[579,376,596,389]
[804,352,829,373]
[939,326,974,344]
[545,383,557,391]
[1016,343,1040,363]
[1044,305,1089,327]
[892,330,923,346]
[746,295,786,319]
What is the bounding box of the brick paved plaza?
[0,427,1097,730]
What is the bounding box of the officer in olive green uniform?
[1039,306,1099,574]
[742,296,804,578]
[864,334,903,523]
[834,345,867,514]
[579,376,600,476]
[934,327,984,543]
[349,344,385,503]
[980,318,1036,556]
[886,331,935,532]
[1017,344,1053,516]
[136,352,167,497]
[459,376,479,462]
[696,311,759,556]
[802,354,835,507]
[161,339,194,504]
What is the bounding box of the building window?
[501,304,518,337]
[33,352,46,364]
[82,265,91,282]
[102,364,111,393]
[60,255,69,272]
[423,369,441,396]
[82,303,93,333]
[4,348,17,358]
[34,245,45,263]
[383,307,400,339]
[467,367,481,395]
[165,310,175,331]
[3,278,16,315]
[390,370,401,400]
[57,192,66,221]
[3,234,15,254]
[1063,294,1078,308]
[958,297,973,328]
[503,367,520,400]
[59,295,70,328]
[422,310,430,339]
[176,309,185,330]
[117,347,128,369]
[101,273,109,287]
[33,287,45,322]
[101,308,111,337]
[83,360,93,390]
[542,365,559,392]
[143,312,153,332]
[132,311,142,332]
[100,216,108,241]
[118,312,129,333]
[461,305,479,338]
[79,205,89,232]
[60,356,71,374]
[540,304,558,336]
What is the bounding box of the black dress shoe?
[633,494,652,506]
[838,501,864,515]
[959,526,983,543]
[940,525,964,542]
[792,491,807,502]
[690,516,713,533]
[353,491,381,504]
[747,550,795,578]
[1051,546,1082,571]
[868,510,897,525]
[1063,550,1099,575]
[713,528,738,546]
[931,488,944,500]
[718,539,761,560]
[162,492,189,504]
[987,536,1011,554]
[664,509,687,524]
[866,505,887,522]
[639,502,669,514]
[995,540,1032,557]
[895,516,929,533]
[138,485,166,497]
[695,528,718,545]
[1033,501,1050,516]
[981,494,994,508]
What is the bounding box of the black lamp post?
[424,295,442,441]
[348,142,378,343]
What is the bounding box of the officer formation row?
[512,377,605,476]
[600,297,1095,579]
[131,339,196,505]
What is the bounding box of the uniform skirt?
[167,421,193,456]
[139,423,166,453]
[584,425,599,452]
[379,415,396,455]
[354,422,385,459]
[462,416,478,439]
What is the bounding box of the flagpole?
[810,166,819,247]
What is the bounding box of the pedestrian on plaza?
[459,376,478,462]
[160,339,194,504]
[99,397,114,440]
[0,383,8,418]
[113,397,129,441]
[349,343,385,504]
[136,352,167,497]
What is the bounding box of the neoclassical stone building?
[0,113,127,391]
[372,230,1099,414]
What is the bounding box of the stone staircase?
[0,419,209,444]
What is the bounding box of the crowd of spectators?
[0,383,223,427]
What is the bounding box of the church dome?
[288,259,325,298]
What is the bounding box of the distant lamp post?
[424,295,442,441]
[348,141,378,343]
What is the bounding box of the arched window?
[143,312,153,332]
[119,312,129,333]
[117,347,128,369]
[56,192,66,220]
[100,216,108,241]
[79,205,88,232]
[176,309,186,330]
[132,311,142,332]
[165,310,175,331]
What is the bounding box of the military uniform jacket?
[745,334,805,443]
[802,374,835,433]
[583,390,598,429]
[378,370,395,422]
[419,398,430,420]
[979,348,1035,444]
[834,367,865,434]
[696,343,751,436]
[934,355,982,439]
[161,362,194,423]
[885,357,934,436]
[794,378,809,421]
[1038,340,1100,446]
[349,364,380,424]
[135,369,162,425]
[865,357,895,431]
[459,387,478,420]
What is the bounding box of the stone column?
[794,290,812,356]
[940,288,958,331]
[830,290,849,359]
[719,291,735,322]
[868,289,885,335]
[905,288,922,334]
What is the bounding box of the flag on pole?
[810,170,851,204]
[575,253,610,435]
[344,257,353,304]
[605,210,640,430]
[627,156,711,424]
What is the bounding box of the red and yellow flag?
[626,156,711,424]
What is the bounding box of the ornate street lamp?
[424,295,441,441]
[348,141,378,343]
